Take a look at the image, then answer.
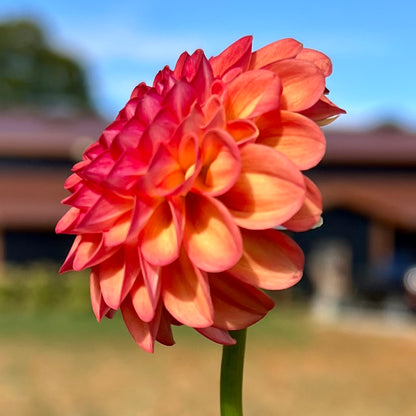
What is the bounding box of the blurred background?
[0,1,416,415]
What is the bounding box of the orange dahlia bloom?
[56,36,344,352]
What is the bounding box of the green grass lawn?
[1,304,416,416]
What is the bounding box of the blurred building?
[0,113,415,308]
[0,109,105,264]
[296,124,416,308]
[0,18,103,268]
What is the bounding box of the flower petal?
[138,254,162,320]
[120,296,158,353]
[266,59,325,112]
[296,48,332,76]
[283,176,322,231]
[111,118,145,156]
[300,95,346,123]
[202,95,226,130]
[184,193,243,272]
[219,143,305,229]
[193,129,241,196]
[98,248,139,310]
[90,267,111,321]
[136,108,177,165]
[75,191,133,234]
[175,50,214,103]
[55,207,81,234]
[256,110,325,170]
[80,150,115,184]
[104,149,148,190]
[249,38,303,69]
[209,273,274,330]
[127,195,161,241]
[226,119,258,144]
[63,171,83,191]
[99,120,126,148]
[162,250,214,328]
[195,327,236,345]
[229,228,304,290]
[156,308,175,346]
[71,234,118,271]
[140,200,182,266]
[225,70,282,119]
[142,132,200,197]
[130,275,156,322]
[135,91,164,125]
[209,35,253,78]
[61,183,100,210]
[103,212,132,247]
[59,235,82,273]
[163,80,197,123]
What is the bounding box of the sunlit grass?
[2,307,416,415]
[1,264,416,415]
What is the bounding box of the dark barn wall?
[293,208,369,294]
[4,229,74,264]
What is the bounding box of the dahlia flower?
[56,36,344,352]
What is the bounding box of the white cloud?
[57,24,216,68]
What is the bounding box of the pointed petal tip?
[162,253,215,328]
[58,262,71,274]
[196,326,237,345]
[121,298,157,353]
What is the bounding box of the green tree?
[0,19,95,113]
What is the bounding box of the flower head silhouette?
[56,36,345,352]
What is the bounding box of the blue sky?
[1,0,415,130]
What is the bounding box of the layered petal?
[256,110,326,170]
[193,129,241,196]
[162,249,214,328]
[104,149,148,190]
[209,35,253,78]
[224,69,282,119]
[90,267,112,321]
[79,150,116,184]
[139,254,162,321]
[74,191,133,234]
[142,132,200,197]
[266,59,325,112]
[140,200,183,266]
[62,233,117,272]
[55,207,82,234]
[296,48,332,76]
[183,193,243,272]
[226,119,258,144]
[163,80,197,123]
[300,94,346,123]
[282,176,323,231]
[249,38,303,69]
[209,273,275,330]
[229,229,304,290]
[220,143,305,229]
[61,182,101,210]
[121,296,160,353]
[196,327,236,345]
[155,309,176,346]
[130,275,156,322]
[111,118,145,156]
[98,247,139,310]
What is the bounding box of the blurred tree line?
[0,18,95,114]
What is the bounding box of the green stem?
[220,328,247,416]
